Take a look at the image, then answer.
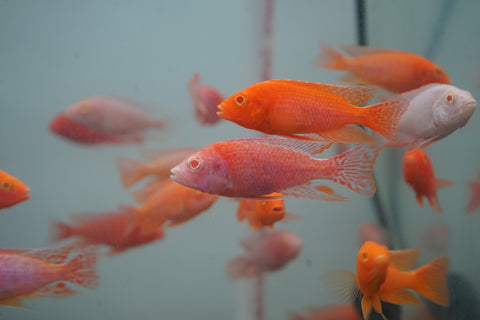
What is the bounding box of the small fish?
[380,84,476,149]
[236,193,300,230]
[315,43,450,93]
[0,169,30,210]
[358,222,388,246]
[289,304,361,320]
[322,241,450,320]
[52,96,164,144]
[403,149,453,213]
[188,72,225,125]
[51,210,164,255]
[0,245,98,307]
[116,147,199,188]
[217,80,408,144]
[126,180,219,234]
[170,137,379,200]
[466,172,480,213]
[226,230,302,280]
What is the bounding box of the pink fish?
[0,245,98,307]
[116,147,199,188]
[226,230,302,280]
[170,137,379,200]
[466,173,480,213]
[51,96,164,144]
[188,72,224,125]
[51,210,165,255]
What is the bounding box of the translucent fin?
[339,44,399,57]
[389,248,421,271]
[328,144,379,197]
[115,156,147,188]
[320,269,359,303]
[338,73,372,87]
[65,246,99,289]
[371,295,387,320]
[31,282,77,298]
[413,255,450,306]
[316,125,376,144]
[363,99,409,141]
[235,137,333,156]
[361,296,372,320]
[280,183,347,201]
[0,244,77,263]
[271,79,377,106]
[435,178,454,190]
[314,42,348,70]
[380,288,423,305]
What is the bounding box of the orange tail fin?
[329,144,380,197]
[413,255,450,306]
[363,99,409,141]
[65,246,99,289]
[314,42,348,70]
[115,156,147,188]
[51,221,75,242]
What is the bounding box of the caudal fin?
[314,42,348,70]
[51,221,75,242]
[116,156,147,188]
[364,99,409,141]
[65,246,99,289]
[413,255,450,306]
[329,144,380,197]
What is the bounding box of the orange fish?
[315,43,451,93]
[116,147,199,188]
[171,137,378,200]
[323,241,449,320]
[51,210,165,255]
[466,172,480,213]
[126,180,219,234]
[0,245,98,307]
[289,304,361,320]
[217,79,408,144]
[0,169,30,210]
[236,193,300,230]
[403,149,453,213]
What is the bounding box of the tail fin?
[363,99,409,141]
[115,157,147,188]
[226,257,263,281]
[329,144,379,197]
[314,42,348,70]
[413,255,450,306]
[51,221,75,242]
[65,246,99,289]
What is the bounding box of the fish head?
[170,146,231,196]
[217,87,267,129]
[0,170,30,209]
[64,98,105,129]
[356,241,390,294]
[255,197,286,225]
[432,85,477,135]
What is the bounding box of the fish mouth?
[21,188,31,201]
[216,104,227,119]
[169,168,178,181]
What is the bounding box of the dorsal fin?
[389,248,421,270]
[233,137,333,156]
[340,44,401,57]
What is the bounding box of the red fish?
[236,193,300,230]
[170,137,379,200]
[116,147,199,188]
[289,304,361,320]
[227,230,302,280]
[51,210,164,255]
[466,173,480,213]
[323,241,449,320]
[403,149,453,213]
[217,79,408,143]
[0,169,30,210]
[0,245,98,307]
[315,43,450,93]
[188,72,225,125]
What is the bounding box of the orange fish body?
[51,211,164,254]
[131,180,219,233]
[403,149,453,213]
[316,43,451,93]
[0,245,98,306]
[236,193,299,230]
[217,80,408,144]
[171,138,379,200]
[0,169,30,210]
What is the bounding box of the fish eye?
[187,157,203,171]
[360,250,369,262]
[445,92,455,104]
[234,94,247,106]
[0,180,12,191]
[272,206,282,212]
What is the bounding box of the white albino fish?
[380,84,476,149]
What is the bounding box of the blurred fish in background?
[188,72,225,125]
